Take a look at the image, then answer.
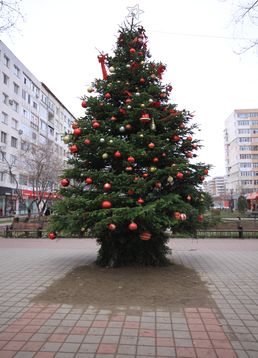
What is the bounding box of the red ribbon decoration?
[97,54,107,80]
[157,64,166,79]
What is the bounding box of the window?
[22,89,27,100]
[3,73,9,85]
[13,82,19,94]
[2,112,8,124]
[3,92,8,105]
[10,155,17,165]
[240,163,251,168]
[32,132,37,140]
[241,180,252,185]
[23,108,29,119]
[33,101,38,110]
[19,174,28,186]
[48,125,54,136]
[0,172,5,182]
[0,151,6,162]
[40,120,47,132]
[238,120,249,126]
[11,136,17,148]
[13,101,19,112]
[4,55,10,68]
[21,141,29,151]
[13,65,20,77]
[10,174,16,184]
[11,118,18,130]
[239,137,252,142]
[1,131,7,144]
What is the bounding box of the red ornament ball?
[102,200,112,209]
[176,172,184,179]
[108,223,116,231]
[198,214,204,222]
[73,128,82,136]
[155,181,162,188]
[203,169,209,175]
[172,135,180,142]
[85,177,93,184]
[48,231,57,240]
[127,189,135,195]
[60,178,69,187]
[84,138,91,145]
[125,124,132,131]
[139,77,145,84]
[148,142,155,149]
[186,136,192,141]
[69,144,78,153]
[125,166,133,172]
[127,156,135,163]
[186,152,193,158]
[114,151,122,158]
[72,122,78,129]
[152,157,159,163]
[92,121,100,129]
[174,212,181,220]
[81,100,87,108]
[128,222,138,231]
[103,183,111,191]
[129,48,136,54]
[137,198,144,205]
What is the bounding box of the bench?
[196,230,258,239]
[5,219,43,238]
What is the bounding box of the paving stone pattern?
[0,238,258,357]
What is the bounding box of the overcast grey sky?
[2,0,258,178]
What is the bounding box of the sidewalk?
[0,238,258,357]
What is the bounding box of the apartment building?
[224,109,258,198]
[0,40,75,215]
[203,176,227,208]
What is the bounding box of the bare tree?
[223,0,258,53]
[0,0,23,33]
[18,142,63,218]
[0,142,64,218]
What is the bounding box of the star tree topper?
[126,4,144,25]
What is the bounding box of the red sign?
[21,190,60,199]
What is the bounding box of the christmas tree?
[49,10,209,267]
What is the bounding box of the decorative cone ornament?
[140,231,151,241]
[140,113,151,123]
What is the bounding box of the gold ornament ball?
[140,104,145,108]
[167,176,174,183]
[87,86,94,93]
[102,153,109,159]
[135,92,140,96]
[109,140,114,144]
[149,166,157,173]
[126,64,130,68]
[141,61,145,64]
[139,134,144,138]
[63,135,70,144]
[109,66,115,72]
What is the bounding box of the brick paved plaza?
[0,238,258,358]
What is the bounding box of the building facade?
[224,109,258,200]
[203,176,227,208]
[0,40,75,216]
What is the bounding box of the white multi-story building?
[224,109,258,198]
[203,176,227,208]
[0,40,75,216]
